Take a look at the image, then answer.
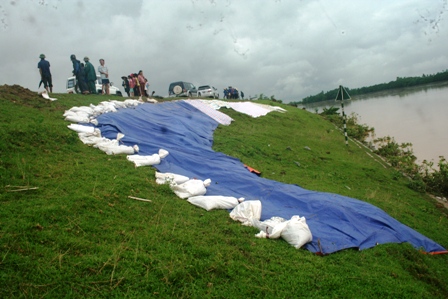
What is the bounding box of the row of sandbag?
[65,100,162,157]
[64,100,312,249]
[69,123,169,162]
[155,171,313,249]
[68,123,141,156]
[63,99,143,124]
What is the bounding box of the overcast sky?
[0,0,447,102]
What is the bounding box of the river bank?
[299,82,448,164]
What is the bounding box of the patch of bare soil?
[0,84,48,108]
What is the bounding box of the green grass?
[0,88,447,298]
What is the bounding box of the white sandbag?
[229,200,262,226]
[127,154,161,166]
[155,172,189,185]
[109,100,128,109]
[187,196,244,211]
[253,216,288,239]
[93,101,117,115]
[65,106,94,115]
[79,134,107,145]
[96,140,138,155]
[126,149,168,167]
[170,178,210,199]
[117,133,125,141]
[77,128,101,141]
[123,99,141,107]
[67,124,95,134]
[158,149,169,159]
[281,216,313,249]
[64,112,90,123]
[105,145,137,155]
[93,138,119,149]
[39,90,57,101]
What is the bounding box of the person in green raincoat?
[83,57,97,94]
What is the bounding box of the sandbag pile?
[65,100,144,156]
[155,171,312,250]
[63,99,142,124]
[253,215,313,249]
[230,200,312,249]
[68,124,139,155]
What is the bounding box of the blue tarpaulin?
[96,100,446,254]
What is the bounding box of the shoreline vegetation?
[0,85,447,297]
[318,107,447,198]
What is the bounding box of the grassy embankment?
[1,85,447,298]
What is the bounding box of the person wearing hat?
[37,54,52,93]
[83,56,97,94]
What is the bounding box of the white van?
[66,75,122,96]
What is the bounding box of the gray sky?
[1,0,447,102]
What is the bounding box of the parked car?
[66,75,122,96]
[168,81,198,97]
[197,85,219,99]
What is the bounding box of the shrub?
[321,111,374,142]
[374,137,447,197]
[420,157,448,197]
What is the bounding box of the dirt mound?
[0,84,50,108]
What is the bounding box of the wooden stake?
[5,185,39,192]
[128,196,152,203]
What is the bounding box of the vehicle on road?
[66,75,122,96]
[197,85,219,99]
[168,81,198,97]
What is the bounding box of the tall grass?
[0,89,447,298]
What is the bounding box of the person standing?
[37,54,52,93]
[98,58,109,95]
[70,54,88,94]
[133,73,140,97]
[137,70,147,99]
[128,74,135,97]
[144,79,150,97]
[78,63,89,94]
[84,57,97,94]
[122,76,130,97]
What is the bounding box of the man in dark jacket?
[121,76,130,97]
[70,54,88,94]
[84,57,97,94]
[38,54,52,93]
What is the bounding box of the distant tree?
[300,69,448,104]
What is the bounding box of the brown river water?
[300,82,448,164]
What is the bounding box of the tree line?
[290,69,448,106]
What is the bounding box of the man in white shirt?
[98,59,109,95]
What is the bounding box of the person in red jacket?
[128,74,135,97]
